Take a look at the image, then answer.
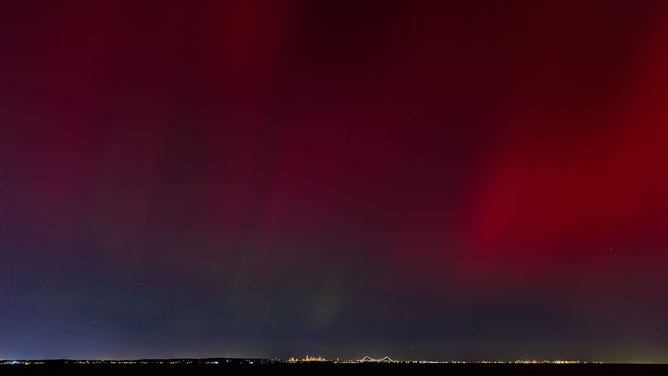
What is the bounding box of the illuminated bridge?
[359,356,394,363]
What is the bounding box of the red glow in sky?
[1,0,668,361]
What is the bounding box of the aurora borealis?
[2,0,668,362]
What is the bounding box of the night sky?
[2,0,668,362]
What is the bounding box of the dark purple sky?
[2,0,668,361]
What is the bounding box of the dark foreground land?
[1,361,668,375]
